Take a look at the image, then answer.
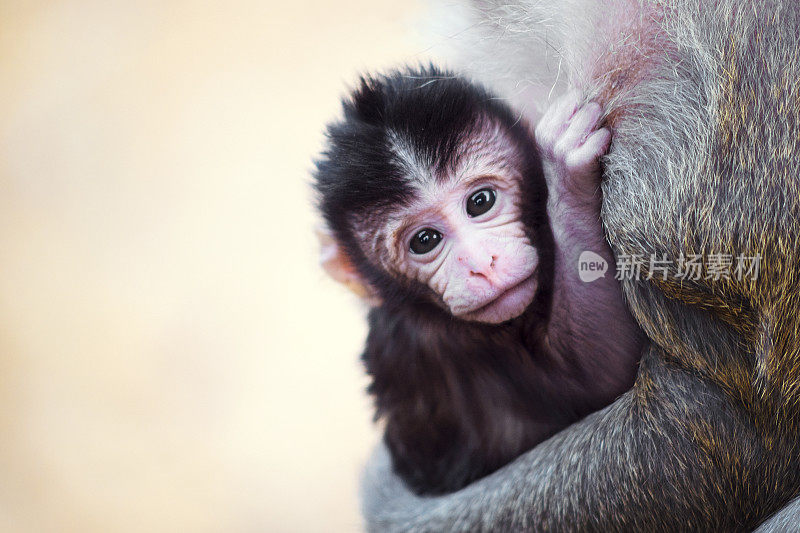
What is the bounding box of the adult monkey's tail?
[361,0,800,530]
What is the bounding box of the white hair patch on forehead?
[386,130,435,187]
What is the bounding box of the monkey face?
[316,67,550,323]
[374,167,539,324]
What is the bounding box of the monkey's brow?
[450,123,523,180]
[451,155,521,189]
[457,172,515,189]
[388,210,431,243]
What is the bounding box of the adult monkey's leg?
[757,496,800,532]
[364,344,786,531]
[361,0,800,530]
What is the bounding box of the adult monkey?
[360,0,800,530]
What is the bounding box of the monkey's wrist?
[544,162,602,206]
[549,184,602,217]
[548,194,605,244]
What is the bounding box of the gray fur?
[360,0,800,530]
[756,497,800,532]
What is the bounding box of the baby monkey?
[315,66,643,494]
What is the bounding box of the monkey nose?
[461,254,500,284]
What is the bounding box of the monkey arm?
[537,94,644,392]
[361,342,792,531]
[545,204,644,400]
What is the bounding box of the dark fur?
[359,1,800,530]
[315,66,630,494]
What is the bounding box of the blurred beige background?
[0,1,434,531]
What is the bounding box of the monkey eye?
[466,188,496,217]
[409,228,443,255]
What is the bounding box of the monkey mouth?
[458,274,538,324]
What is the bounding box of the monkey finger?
[551,89,582,122]
[558,102,604,152]
[567,128,612,171]
[535,89,582,146]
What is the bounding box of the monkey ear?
[316,224,382,306]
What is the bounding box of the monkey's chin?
[457,275,538,325]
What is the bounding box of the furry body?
[361,0,800,530]
[316,69,641,494]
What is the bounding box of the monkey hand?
[535,90,611,211]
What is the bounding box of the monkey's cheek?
[457,275,538,324]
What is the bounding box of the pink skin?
[395,92,613,325]
[535,91,612,207]
[398,174,538,324]
[537,91,643,394]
